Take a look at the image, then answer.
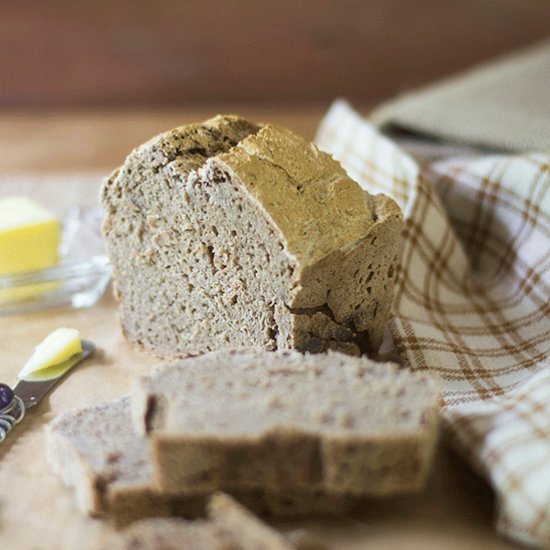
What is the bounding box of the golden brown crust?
[215,124,379,267]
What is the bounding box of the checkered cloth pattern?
[316,100,550,548]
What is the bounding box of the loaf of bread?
[133,350,440,496]
[101,115,402,359]
[47,397,351,526]
[112,493,303,550]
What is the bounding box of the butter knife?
[0,339,95,443]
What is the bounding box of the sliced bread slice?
[110,518,231,550]
[46,397,207,527]
[111,493,301,550]
[208,492,296,550]
[101,116,402,359]
[132,350,440,496]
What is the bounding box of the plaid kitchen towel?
[316,100,550,548]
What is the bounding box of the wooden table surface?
[0,106,519,549]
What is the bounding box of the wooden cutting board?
[0,173,516,549]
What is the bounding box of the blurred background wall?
[1,0,550,109]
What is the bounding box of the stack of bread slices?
[49,350,440,547]
[48,117,441,547]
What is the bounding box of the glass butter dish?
[0,206,111,315]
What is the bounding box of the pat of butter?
[18,328,82,380]
[0,196,60,276]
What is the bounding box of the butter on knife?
[18,328,82,381]
[0,331,94,443]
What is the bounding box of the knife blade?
[13,339,96,409]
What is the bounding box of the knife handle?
[0,395,26,443]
